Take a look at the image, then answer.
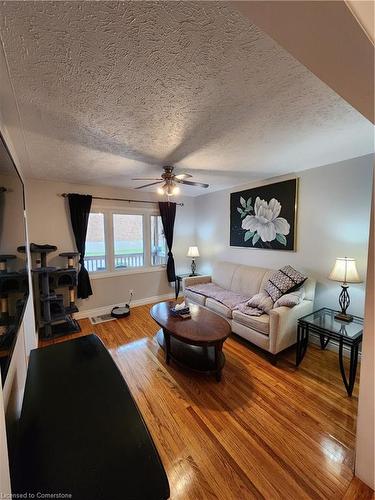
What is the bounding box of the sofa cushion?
[212,261,238,290]
[205,298,232,318]
[232,310,270,335]
[231,265,270,298]
[185,289,206,306]
[185,283,249,310]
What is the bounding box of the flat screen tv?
[0,132,29,384]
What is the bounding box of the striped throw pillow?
[265,266,307,302]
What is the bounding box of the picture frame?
[230,178,298,251]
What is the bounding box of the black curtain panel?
[158,201,177,282]
[68,194,93,299]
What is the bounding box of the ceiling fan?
[132,166,209,196]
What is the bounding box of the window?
[151,215,167,266]
[85,212,107,272]
[113,214,144,268]
[85,208,167,275]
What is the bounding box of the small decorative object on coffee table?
[170,301,190,319]
[328,257,362,322]
[186,246,199,276]
[296,307,363,396]
[150,301,231,381]
[174,273,202,299]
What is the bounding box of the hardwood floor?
[40,304,373,499]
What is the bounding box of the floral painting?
[230,179,298,250]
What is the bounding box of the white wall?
[26,178,196,312]
[195,154,373,317]
[355,177,374,489]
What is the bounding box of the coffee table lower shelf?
[156,329,225,381]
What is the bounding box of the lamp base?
[336,285,352,322]
[334,312,353,323]
[190,259,196,276]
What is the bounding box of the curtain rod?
[60,193,184,206]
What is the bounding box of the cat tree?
[28,245,81,339]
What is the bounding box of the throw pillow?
[265,266,307,302]
[247,292,274,314]
[274,287,306,308]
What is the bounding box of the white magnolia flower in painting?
[241,197,290,242]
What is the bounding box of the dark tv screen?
[0,133,29,384]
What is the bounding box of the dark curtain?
[68,194,93,299]
[158,201,176,282]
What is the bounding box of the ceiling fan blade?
[175,179,209,188]
[132,178,162,181]
[135,181,164,189]
[175,173,193,180]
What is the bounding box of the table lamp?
[328,257,362,322]
[187,246,199,276]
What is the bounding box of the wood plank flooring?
[40,303,373,499]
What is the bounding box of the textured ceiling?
[0,1,373,195]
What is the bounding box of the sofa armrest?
[268,300,314,354]
[182,275,211,289]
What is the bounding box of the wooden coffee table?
[150,301,231,381]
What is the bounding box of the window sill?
[89,266,167,280]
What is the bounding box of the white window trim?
[86,204,167,276]
[150,213,168,268]
[89,266,166,280]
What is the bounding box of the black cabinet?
[13,334,170,499]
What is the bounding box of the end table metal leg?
[296,324,308,366]
[175,278,180,300]
[301,326,309,362]
[319,334,330,350]
[296,325,302,366]
[339,340,359,396]
[339,339,359,396]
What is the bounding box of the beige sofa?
[183,261,316,363]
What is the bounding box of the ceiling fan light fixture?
[157,182,179,196]
[133,165,209,195]
[165,183,176,196]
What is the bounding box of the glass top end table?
[296,307,363,396]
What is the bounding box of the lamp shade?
[328,257,362,284]
[187,246,200,258]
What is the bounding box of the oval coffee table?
[150,301,231,382]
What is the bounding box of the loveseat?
[183,261,316,363]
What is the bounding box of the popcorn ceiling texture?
[0,1,372,194]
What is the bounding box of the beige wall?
[26,178,196,312]
[195,155,373,317]
[355,177,374,488]
[0,174,26,263]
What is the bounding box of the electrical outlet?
[129,289,134,296]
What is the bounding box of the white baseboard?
[73,293,175,320]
